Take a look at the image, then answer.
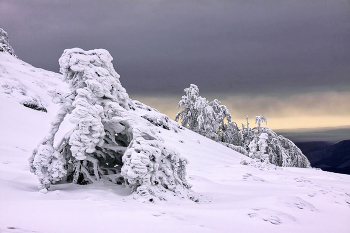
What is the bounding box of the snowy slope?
[0,53,349,233]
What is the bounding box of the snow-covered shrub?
[175,84,231,141]
[30,48,195,202]
[0,28,16,57]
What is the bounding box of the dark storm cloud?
[1,0,349,94]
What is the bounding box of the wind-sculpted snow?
[29,48,195,202]
[0,28,16,57]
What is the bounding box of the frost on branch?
[29,48,194,201]
[175,85,310,168]
[0,28,17,57]
[243,125,311,168]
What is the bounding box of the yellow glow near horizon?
[130,91,350,131]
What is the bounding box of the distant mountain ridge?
[295,140,350,175]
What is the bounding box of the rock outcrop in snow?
[29,48,195,202]
[0,28,16,57]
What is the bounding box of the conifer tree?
[30,48,195,201]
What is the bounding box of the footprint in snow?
[307,192,316,197]
[247,209,295,225]
[294,177,312,184]
[284,197,317,212]
[263,215,281,225]
[242,173,266,182]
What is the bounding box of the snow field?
[0,52,349,233]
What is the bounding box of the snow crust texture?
[29,48,194,202]
[0,28,16,57]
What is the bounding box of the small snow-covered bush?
[30,48,195,202]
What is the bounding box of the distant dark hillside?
[276,126,350,144]
[295,140,350,175]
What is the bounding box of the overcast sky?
[1,0,350,131]
[1,0,349,95]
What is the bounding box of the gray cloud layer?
[1,0,349,95]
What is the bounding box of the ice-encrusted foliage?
[255,115,267,134]
[240,125,310,168]
[226,118,310,168]
[175,85,310,168]
[30,48,194,201]
[220,121,243,146]
[0,28,16,57]
[175,84,231,140]
[258,127,310,168]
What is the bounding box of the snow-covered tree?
[247,133,270,163]
[0,28,16,57]
[175,84,231,141]
[220,121,243,146]
[209,99,231,136]
[175,84,203,132]
[255,115,267,134]
[249,126,310,168]
[175,84,310,169]
[30,48,196,202]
